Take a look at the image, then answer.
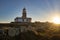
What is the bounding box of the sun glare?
[52,16,60,24]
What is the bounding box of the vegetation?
[20,30,60,40]
[0,22,60,40]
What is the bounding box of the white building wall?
[18,18,23,22]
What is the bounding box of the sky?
[0,0,60,23]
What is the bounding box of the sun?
[52,16,60,24]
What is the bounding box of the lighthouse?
[14,8,31,23]
[22,8,26,18]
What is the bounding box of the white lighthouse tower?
[14,8,31,23]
